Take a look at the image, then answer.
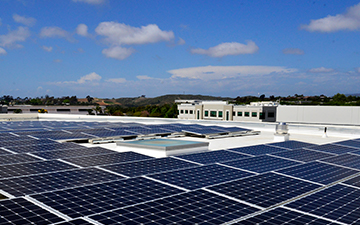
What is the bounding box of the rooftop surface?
[0,114,360,224]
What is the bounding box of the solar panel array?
[0,120,360,224]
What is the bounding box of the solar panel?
[55,218,95,225]
[208,172,321,208]
[228,144,289,156]
[277,161,358,185]
[30,146,115,160]
[286,184,360,224]
[182,127,226,135]
[31,177,184,218]
[270,148,335,162]
[100,157,199,177]
[0,148,14,155]
[0,197,64,224]
[175,150,250,165]
[319,153,360,170]
[235,207,341,224]
[0,138,57,147]
[5,142,85,153]
[267,140,316,150]
[62,151,153,167]
[0,153,41,165]
[221,155,302,173]
[148,164,255,190]
[333,139,360,149]
[306,144,359,155]
[0,160,77,179]
[89,189,260,225]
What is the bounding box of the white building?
[176,100,278,122]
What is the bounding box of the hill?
[97,94,233,108]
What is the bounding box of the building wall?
[233,106,263,122]
[277,105,360,125]
[177,104,197,120]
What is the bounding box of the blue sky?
[1,0,360,98]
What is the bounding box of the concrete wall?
[277,105,360,125]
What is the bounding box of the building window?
[185,110,188,114]
[210,111,217,117]
[252,112,257,117]
[245,112,250,117]
[180,110,184,114]
[204,111,209,117]
[190,110,193,114]
[268,112,275,118]
[232,111,235,116]
[237,111,242,117]
[259,112,265,119]
[218,111,223,117]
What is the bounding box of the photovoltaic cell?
[0,168,125,197]
[63,151,153,167]
[0,153,41,165]
[320,153,360,170]
[267,140,316,150]
[30,146,115,160]
[270,148,334,162]
[0,197,64,224]
[89,189,260,225]
[228,144,289,156]
[333,139,360,149]
[221,155,302,173]
[208,172,321,208]
[306,144,359,155]
[175,150,250,165]
[55,218,95,225]
[0,148,13,155]
[277,161,358,185]
[32,177,184,218]
[148,164,255,190]
[343,174,360,188]
[101,157,199,177]
[0,139,57,148]
[235,207,341,225]
[286,184,360,224]
[0,160,76,179]
[5,142,85,154]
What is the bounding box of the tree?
[86,95,94,103]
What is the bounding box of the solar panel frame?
[4,142,86,154]
[0,167,125,197]
[100,157,199,177]
[62,151,153,167]
[286,184,360,224]
[270,148,335,162]
[148,164,256,190]
[227,144,290,156]
[267,140,316,150]
[319,153,360,170]
[0,153,42,165]
[277,161,359,185]
[30,147,117,160]
[220,155,302,173]
[89,189,260,225]
[208,172,321,208]
[31,177,184,218]
[305,143,360,155]
[175,150,250,165]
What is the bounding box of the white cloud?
[72,0,105,5]
[355,67,360,73]
[40,26,74,42]
[282,48,304,55]
[102,46,135,60]
[0,26,30,48]
[191,41,259,57]
[178,38,185,45]
[42,46,53,52]
[13,14,36,27]
[0,47,6,55]
[308,67,335,73]
[301,3,360,32]
[95,22,174,45]
[106,78,127,83]
[77,72,102,83]
[168,65,297,81]
[53,59,62,63]
[37,86,43,91]
[48,72,102,86]
[136,75,153,80]
[76,24,89,37]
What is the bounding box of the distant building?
[176,100,278,122]
[0,105,8,113]
[6,105,105,115]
